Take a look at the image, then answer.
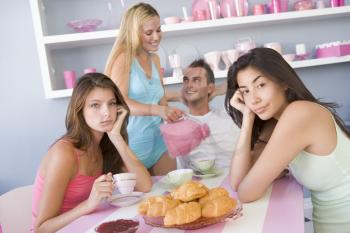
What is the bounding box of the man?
[176,59,240,170]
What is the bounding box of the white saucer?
[109,192,143,207]
[192,168,222,178]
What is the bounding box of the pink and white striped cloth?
[58,173,304,233]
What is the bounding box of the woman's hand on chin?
[107,106,128,142]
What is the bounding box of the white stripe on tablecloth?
[221,186,272,233]
[85,170,229,233]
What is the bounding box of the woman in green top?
[225,47,350,233]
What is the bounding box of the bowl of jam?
[95,219,139,233]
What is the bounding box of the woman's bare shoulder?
[283,100,327,119]
[47,140,77,165]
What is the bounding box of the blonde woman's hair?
[105,2,159,76]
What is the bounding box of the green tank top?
[289,116,350,233]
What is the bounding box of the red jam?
[95,219,139,233]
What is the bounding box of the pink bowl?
[282,53,296,62]
[163,16,182,24]
[67,19,103,32]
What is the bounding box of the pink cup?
[330,0,344,7]
[83,68,96,74]
[63,70,76,89]
[253,4,265,15]
[194,10,208,21]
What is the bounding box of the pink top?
[31,140,102,230]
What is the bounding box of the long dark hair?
[224,47,350,148]
[63,72,130,174]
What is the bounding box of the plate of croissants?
[138,180,242,230]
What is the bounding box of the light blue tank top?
[126,59,167,168]
[289,117,350,233]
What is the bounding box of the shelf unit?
[164,55,350,85]
[30,1,350,99]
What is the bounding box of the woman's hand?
[159,106,183,122]
[107,106,128,141]
[85,173,114,213]
[230,90,247,113]
[230,90,255,122]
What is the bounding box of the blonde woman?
[105,3,182,175]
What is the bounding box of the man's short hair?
[188,59,215,84]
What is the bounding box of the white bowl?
[167,169,193,186]
[191,159,215,172]
[113,173,136,182]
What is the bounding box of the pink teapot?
[160,118,210,157]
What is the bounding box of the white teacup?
[191,159,215,173]
[113,173,137,194]
[113,173,136,182]
[204,51,222,71]
[221,49,239,69]
[264,42,283,54]
[167,169,193,187]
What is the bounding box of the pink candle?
[63,70,76,89]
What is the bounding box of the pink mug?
[63,70,76,89]
[253,4,265,15]
[193,10,208,21]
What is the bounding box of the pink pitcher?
[160,118,210,157]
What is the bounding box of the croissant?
[199,187,229,206]
[138,196,181,217]
[202,196,237,218]
[171,181,208,202]
[164,202,202,226]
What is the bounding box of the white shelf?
[30,0,350,99]
[43,6,350,49]
[163,55,350,85]
[44,30,118,49]
[290,55,350,68]
[46,89,73,99]
[162,6,350,36]
[56,55,350,91]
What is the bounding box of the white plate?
[109,192,143,207]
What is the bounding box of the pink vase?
[160,119,210,157]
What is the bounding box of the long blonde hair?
[105,3,159,76]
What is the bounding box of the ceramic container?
[191,159,215,172]
[163,16,182,24]
[160,119,210,157]
[204,51,222,71]
[264,42,283,54]
[167,169,193,186]
[113,173,137,181]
